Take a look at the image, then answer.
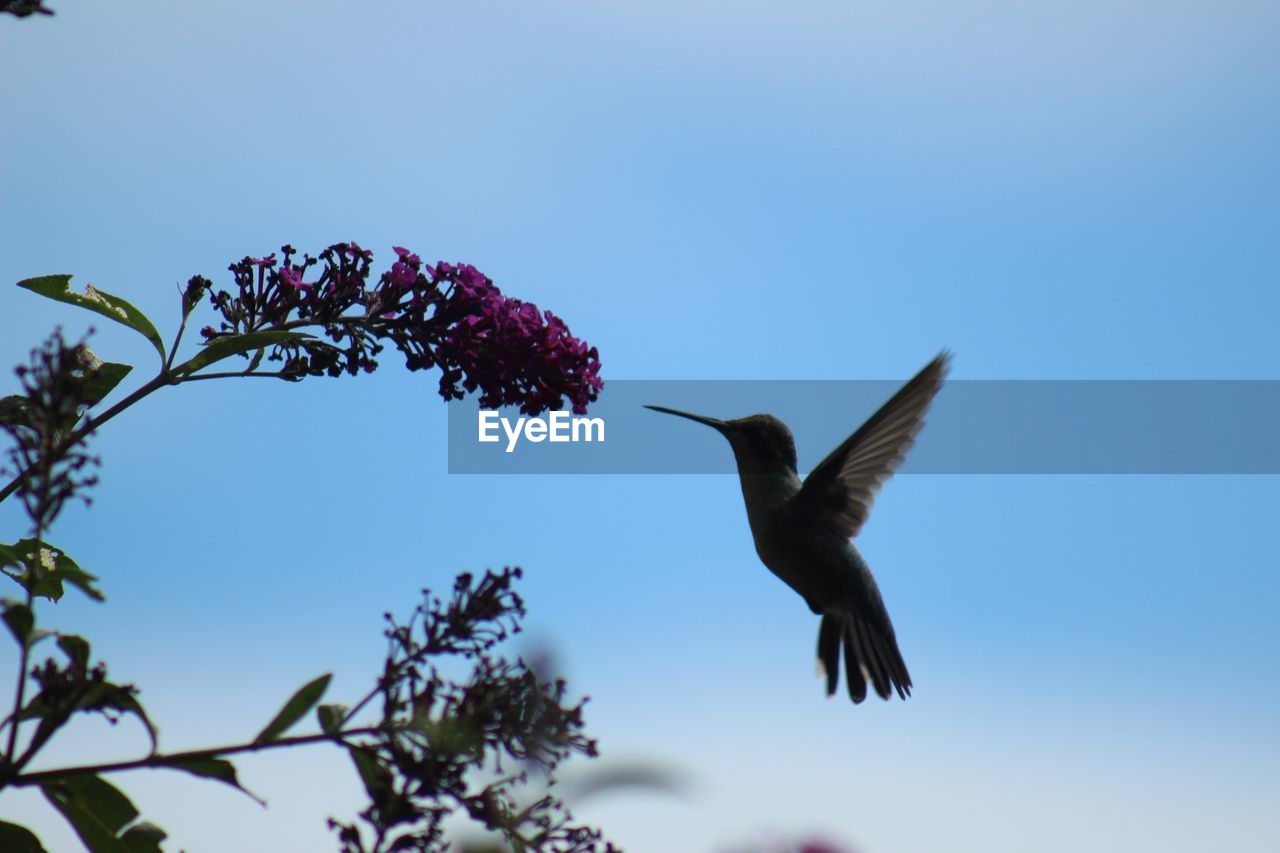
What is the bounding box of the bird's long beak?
[644,405,729,433]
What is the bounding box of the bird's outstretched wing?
[794,352,950,541]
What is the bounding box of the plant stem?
[8,725,383,788]
[165,308,190,374]
[0,314,379,505]
[3,538,37,763]
[178,370,292,382]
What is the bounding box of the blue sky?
[2,1,1279,850]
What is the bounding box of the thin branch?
[176,370,293,383]
[164,305,190,374]
[4,537,38,762]
[7,725,383,788]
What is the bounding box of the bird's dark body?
[646,353,949,704]
[733,436,910,702]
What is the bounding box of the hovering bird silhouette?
[646,353,950,703]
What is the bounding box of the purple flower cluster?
[199,243,602,416]
[430,263,602,416]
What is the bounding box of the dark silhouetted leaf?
[102,689,158,755]
[18,275,165,362]
[119,822,166,852]
[317,703,347,736]
[3,540,103,603]
[80,362,132,410]
[347,745,393,806]
[0,821,47,852]
[2,600,33,647]
[160,757,265,806]
[0,540,53,598]
[15,634,157,753]
[254,673,331,744]
[0,395,29,427]
[177,331,312,377]
[51,553,103,602]
[41,775,138,853]
[0,542,22,573]
[56,633,90,668]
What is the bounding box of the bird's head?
[644,406,798,474]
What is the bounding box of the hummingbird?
[645,352,950,704]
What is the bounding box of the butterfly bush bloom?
[200,243,602,416]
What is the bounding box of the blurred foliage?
[1,258,611,851]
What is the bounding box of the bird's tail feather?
[816,613,912,703]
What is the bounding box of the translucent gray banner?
[446,380,1280,474]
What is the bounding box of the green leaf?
[0,601,50,652]
[0,395,30,427]
[176,330,312,377]
[101,688,158,755]
[0,821,48,853]
[316,703,347,736]
[18,275,165,362]
[28,573,63,601]
[159,757,265,806]
[57,633,91,668]
[347,745,393,807]
[0,542,23,579]
[18,643,158,754]
[41,775,138,853]
[254,673,331,744]
[2,600,34,647]
[49,549,104,602]
[119,822,166,852]
[2,540,59,600]
[51,636,156,751]
[79,361,133,410]
[4,539,103,603]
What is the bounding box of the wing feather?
[795,352,950,540]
